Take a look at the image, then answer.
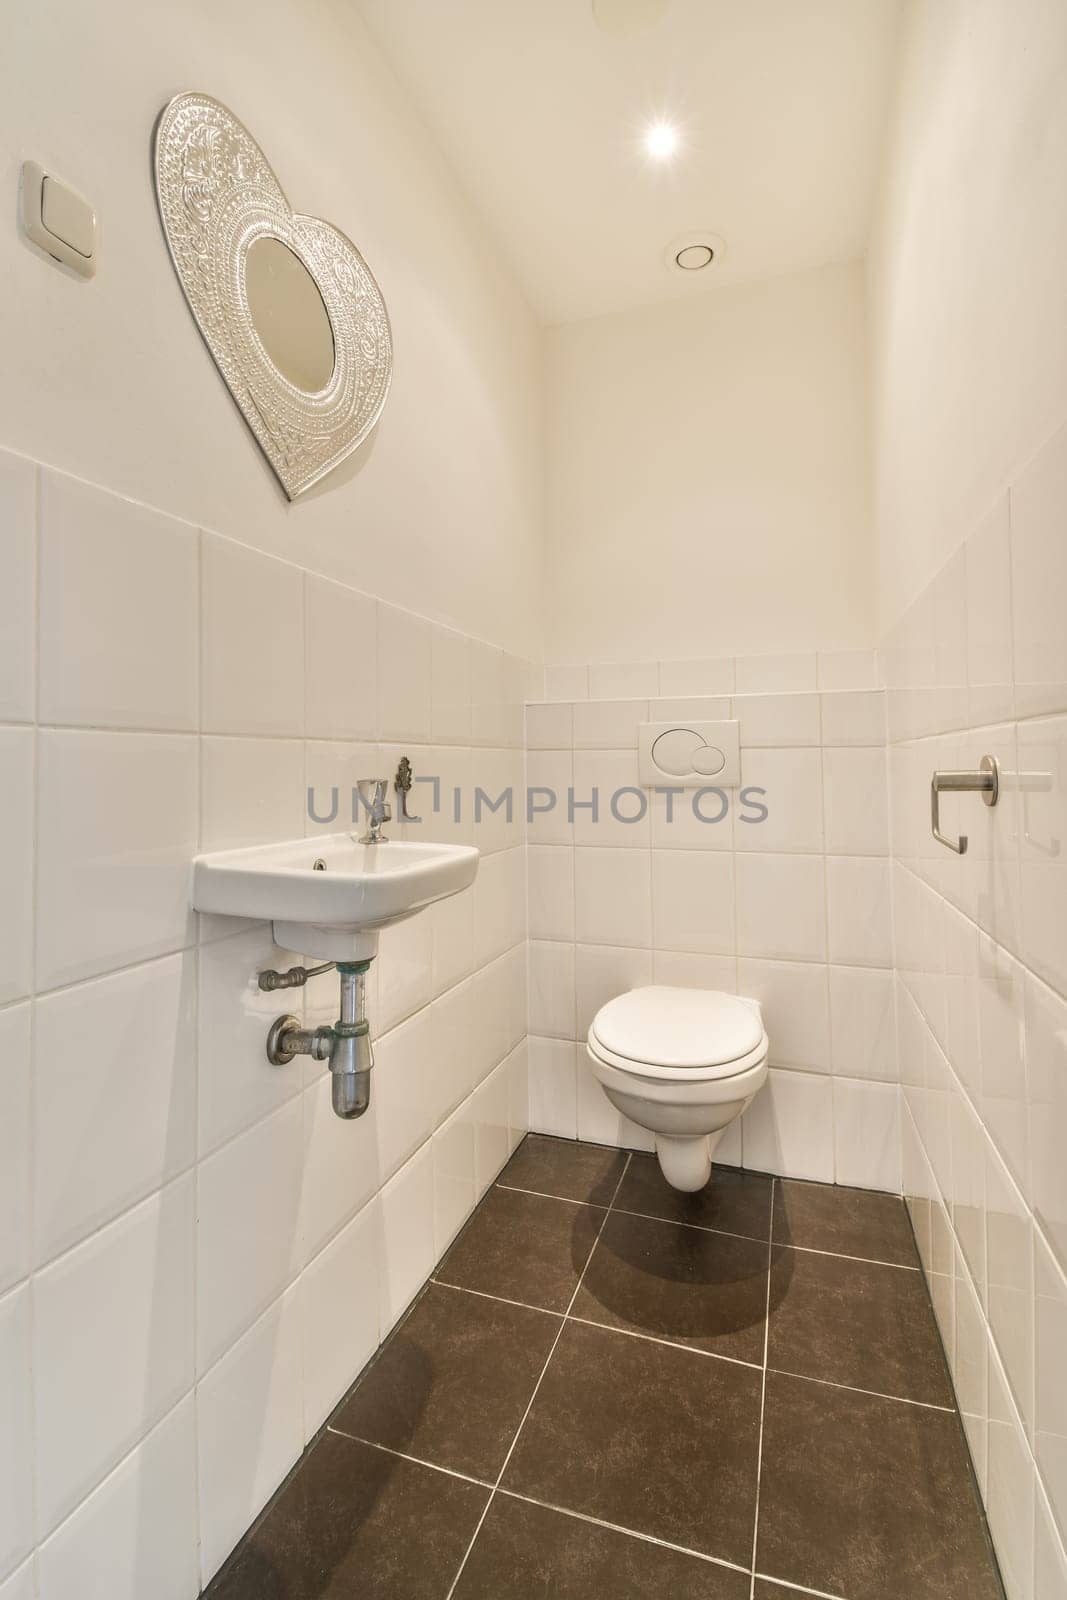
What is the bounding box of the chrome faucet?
[356,778,392,844]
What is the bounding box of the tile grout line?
[442,1151,634,1600]
[494,1178,922,1269]
[748,1176,776,1599]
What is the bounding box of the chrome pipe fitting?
[264,960,375,1120]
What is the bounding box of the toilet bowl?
[586,985,769,1192]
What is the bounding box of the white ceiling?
[355,0,903,324]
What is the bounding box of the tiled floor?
[205,1136,1004,1600]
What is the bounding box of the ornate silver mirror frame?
[153,93,392,500]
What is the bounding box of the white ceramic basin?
[192,833,480,959]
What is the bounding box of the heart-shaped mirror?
[154,93,392,499]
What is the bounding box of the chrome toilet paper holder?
[930,755,1000,854]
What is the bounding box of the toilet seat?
[588,985,768,1083]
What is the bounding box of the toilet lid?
[589,986,763,1070]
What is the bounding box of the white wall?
[870,0,1067,634]
[0,1,543,1594]
[0,0,544,657]
[545,260,872,666]
[870,2,1067,1595]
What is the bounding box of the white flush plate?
[639,720,740,788]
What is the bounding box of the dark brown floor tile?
[453,1494,750,1599]
[751,1584,797,1598]
[774,1179,918,1265]
[572,1210,768,1362]
[437,1185,601,1311]
[332,1282,560,1480]
[615,1153,773,1240]
[757,1371,1002,1600]
[767,1245,953,1406]
[205,1431,488,1600]
[503,1319,761,1568]
[499,1133,627,1205]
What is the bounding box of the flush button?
[20,162,98,277]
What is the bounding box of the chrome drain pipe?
[263,959,374,1120]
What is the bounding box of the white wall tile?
[39,474,198,731]
[525,701,572,750]
[735,747,823,852]
[741,1067,833,1181]
[37,1396,198,1600]
[201,536,303,737]
[735,653,818,694]
[33,1178,195,1535]
[737,958,829,1072]
[1034,1230,1067,1546]
[198,927,305,1156]
[588,661,659,699]
[431,884,475,996]
[301,1071,382,1264]
[651,849,735,955]
[734,693,821,747]
[986,1144,1035,1435]
[571,750,649,846]
[1018,714,1067,999]
[527,1037,579,1138]
[34,953,197,1264]
[572,699,646,750]
[0,1006,28,1296]
[527,845,574,942]
[473,1061,511,1190]
[0,731,33,1005]
[304,576,376,741]
[574,848,651,948]
[954,1257,989,1494]
[658,658,735,696]
[544,664,588,702]
[196,1287,303,1586]
[432,1107,476,1252]
[373,1001,434,1183]
[301,1200,380,1439]
[736,853,826,963]
[379,1142,435,1334]
[376,911,433,1033]
[822,747,889,855]
[507,1039,530,1152]
[471,747,522,853]
[833,1079,901,1191]
[827,856,893,967]
[36,731,198,991]
[197,1100,302,1372]
[469,954,512,1085]
[574,944,654,1039]
[0,452,36,723]
[527,940,575,1039]
[828,966,898,1081]
[526,750,573,844]
[987,1353,1036,1600]
[820,690,886,746]
[201,736,304,852]
[0,1563,34,1600]
[473,845,521,966]
[1035,1485,1067,1599]
[430,626,472,744]
[378,603,431,743]
[1026,971,1067,1276]
[0,1286,32,1580]
[1011,422,1067,718]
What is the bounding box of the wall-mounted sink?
[192,833,480,960]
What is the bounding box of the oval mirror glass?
[244,236,335,392]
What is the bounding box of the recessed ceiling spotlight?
[675,244,713,270]
[644,120,679,161]
[664,232,727,274]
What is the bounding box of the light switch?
[20,161,98,277]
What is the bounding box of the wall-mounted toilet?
[587,986,769,1192]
